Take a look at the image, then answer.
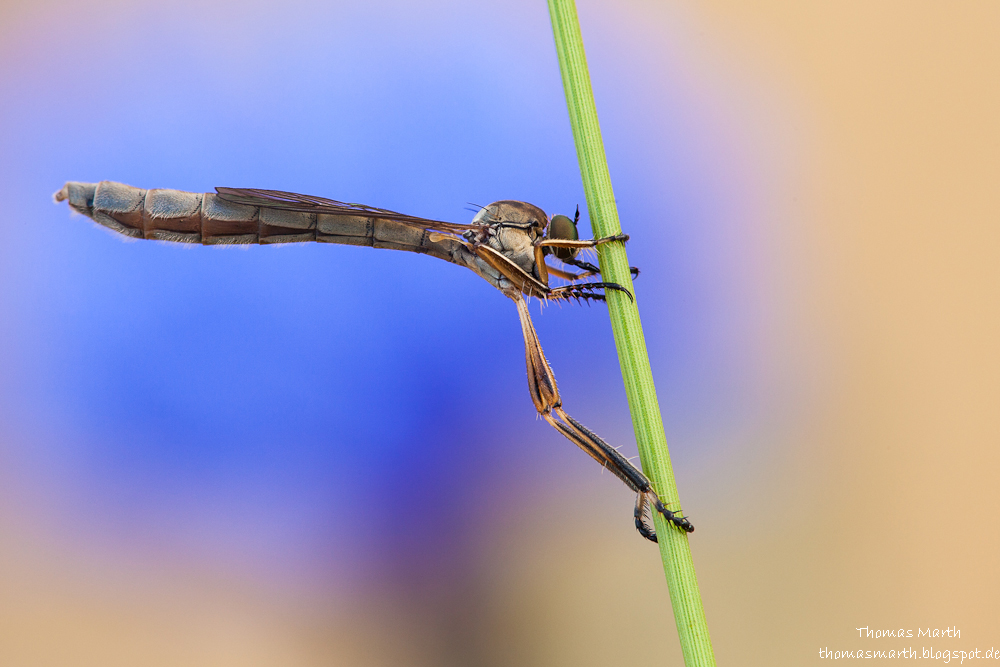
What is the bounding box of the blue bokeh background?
[2,0,774,574]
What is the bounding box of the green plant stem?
[547,2,716,665]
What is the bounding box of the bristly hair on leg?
[546,281,634,305]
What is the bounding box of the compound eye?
[547,214,579,261]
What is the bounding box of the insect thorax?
[466,200,549,275]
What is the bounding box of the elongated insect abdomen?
[54,181,470,263]
[55,181,318,245]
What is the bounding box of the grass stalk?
[547,2,716,665]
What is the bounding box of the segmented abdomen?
[53,181,464,264]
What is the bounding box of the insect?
[54,180,693,540]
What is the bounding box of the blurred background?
[1,1,997,665]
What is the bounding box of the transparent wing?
[215,187,473,235]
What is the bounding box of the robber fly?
[54,181,693,540]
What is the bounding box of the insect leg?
[544,263,591,281]
[474,245,550,299]
[635,487,657,541]
[512,297,693,540]
[558,256,640,279]
[513,294,560,414]
[473,245,632,304]
[560,258,601,277]
[548,281,634,303]
[542,260,622,283]
[551,408,694,537]
[535,233,630,252]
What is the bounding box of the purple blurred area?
[1,1,778,661]
[1,0,766,571]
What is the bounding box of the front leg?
[535,232,629,253]
[536,234,639,279]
